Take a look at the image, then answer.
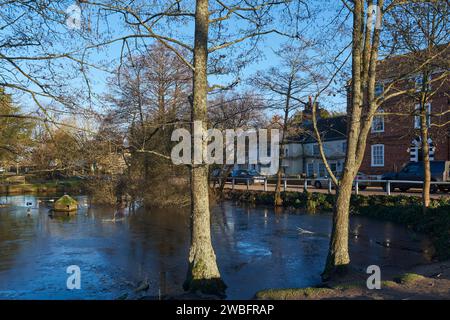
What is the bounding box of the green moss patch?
[54,195,78,212]
[256,287,335,300]
[381,280,398,288]
[394,273,426,285]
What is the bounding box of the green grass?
[55,195,78,206]
[381,280,398,288]
[332,282,363,291]
[394,273,426,285]
[0,179,83,195]
[256,287,334,300]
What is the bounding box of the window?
[330,162,337,175]
[307,163,315,177]
[410,146,419,162]
[414,103,431,129]
[284,147,289,157]
[318,163,326,177]
[415,75,431,92]
[372,109,384,133]
[375,83,384,97]
[337,161,343,173]
[371,144,385,167]
[342,142,347,153]
[313,144,320,156]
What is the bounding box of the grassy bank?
[0,180,83,195]
[223,190,450,260]
[256,265,450,300]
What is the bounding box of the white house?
[283,115,348,178]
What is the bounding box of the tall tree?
[251,44,321,206]
[208,91,267,194]
[384,1,449,211]
[0,89,35,168]
[83,0,308,294]
[319,0,386,279]
[312,0,449,279]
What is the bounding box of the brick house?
[359,47,450,176]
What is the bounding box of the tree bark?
[323,173,352,278]
[420,102,431,212]
[183,0,226,296]
[275,79,292,206]
[322,0,366,280]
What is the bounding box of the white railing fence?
[211,177,450,195]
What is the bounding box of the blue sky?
[85,2,349,112]
[8,1,350,119]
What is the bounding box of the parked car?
[230,169,265,185]
[381,161,450,193]
[312,172,368,190]
[354,172,369,190]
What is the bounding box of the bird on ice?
[297,227,315,235]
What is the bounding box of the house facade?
[284,115,348,178]
[359,50,450,176]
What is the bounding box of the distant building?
[284,115,347,178]
[357,47,450,176]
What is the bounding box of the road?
[219,182,450,199]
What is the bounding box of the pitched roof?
[377,43,450,81]
[288,115,347,144]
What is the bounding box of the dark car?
[313,172,368,190]
[381,161,450,193]
[230,169,265,185]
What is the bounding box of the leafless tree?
[383,0,449,211]
[309,0,449,279]
[250,43,324,206]
[78,0,309,294]
[208,91,268,193]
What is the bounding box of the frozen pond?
[0,195,432,299]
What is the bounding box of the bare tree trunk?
[274,167,283,206]
[420,104,431,212]
[322,0,368,280]
[183,0,226,295]
[275,80,292,206]
[323,174,352,277]
[218,166,232,193]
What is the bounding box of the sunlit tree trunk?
[322,0,363,280]
[322,0,383,280]
[420,95,431,212]
[275,79,292,206]
[183,0,226,295]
